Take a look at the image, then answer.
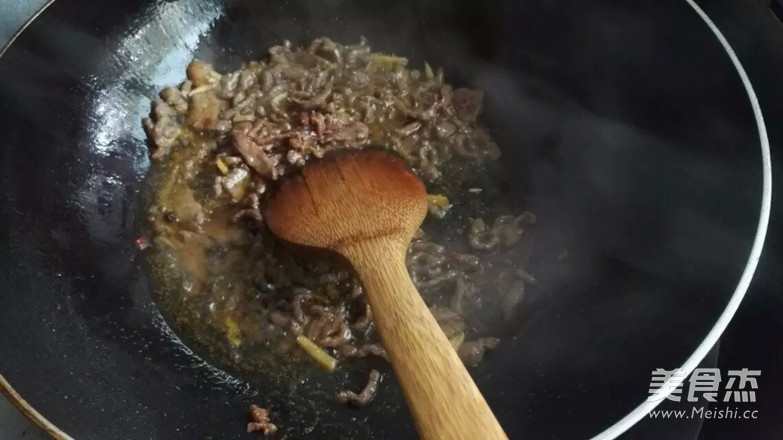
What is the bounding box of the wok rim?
[0,1,772,439]
[1,3,72,438]
[590,4,772,439]
[0,371,70,439]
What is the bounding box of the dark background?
[631,2,783,439]
[0,1,781,439]
[697,2,783,439]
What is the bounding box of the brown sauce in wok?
[142,38,536,381]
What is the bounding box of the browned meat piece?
[356,343,388,359]
[336,370,381,406]
[319,321,352,348]
[160,87,188,113]
[397,100,437,121]
[452,88,483,122]
[457,337,500,367]
[467,218,500,251]
[322,113,369,144]
[142,97,186,158]
[309,112,326,137]
[308,37,342,64]
[142,116,180,158]
[397,121,422,137]
[415,270,460,290]
[179,79,193,94]
[304,308,352,348]
[186,92,221,131]
[468,214,536,251]
[152,99,177,119]
[291,290,313,324]
[331,121,369,143]
[285,148,305,166]
[186,60,215,86]
[247,404,278,436]
[435,121,456,139]
[248,192,261,210]
[348,70,370,89]
[447,252,481,270]
[232,123,278,179]
[407,241,445,269]
[287,132,305,151]
[290,83,332,110]
[338,343,389,361]
[216,71,239,99]
[492,215,526,247]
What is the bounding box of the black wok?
[0,0,770,438]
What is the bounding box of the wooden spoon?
[265,150,507,440]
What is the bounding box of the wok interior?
[0,0,762,438]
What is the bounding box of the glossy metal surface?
[0,0,766,438]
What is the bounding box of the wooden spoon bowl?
[265,149,507,440]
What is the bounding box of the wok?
[0,0,770,438]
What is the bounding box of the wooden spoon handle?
[343,237,508,440]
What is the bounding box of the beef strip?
[247,404,278,436]
[457,337,500,367]
[233,123,278,179]
[335,370,382,406]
